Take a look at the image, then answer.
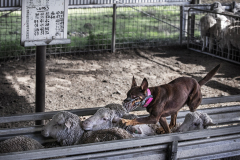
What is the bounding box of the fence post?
[111,3,117,53]
[184,13,188,37]
[35,46,46,125]
[190,13,195,41]
[187,15,191,49]
[180,6,183,45]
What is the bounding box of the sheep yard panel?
[0,0,190,7]
[187,7,240,65]
[0,3,188,60]
[1,101,240,159]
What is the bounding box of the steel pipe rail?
[1,104,240,143]
[0,95,240,124]
[0,125,240,160]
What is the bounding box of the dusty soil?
[0,46,240,128]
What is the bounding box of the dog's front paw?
[120,119,134,126]
[156,127,166,134]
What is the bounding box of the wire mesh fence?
[115,5,181,49]
[0,4,186,60]
[187,6,240,64]
[0,0,191,7]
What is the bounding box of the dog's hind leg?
[156,117,171,134]
[169,112,178,129]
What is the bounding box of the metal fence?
[187,6,240,65]
[0,95,240,159]
[0,3,188,60]
[0,0,190,7]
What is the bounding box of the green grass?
[0,6,181,57]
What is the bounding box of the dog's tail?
[198,64,221,86]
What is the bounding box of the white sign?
[21,0,70,47]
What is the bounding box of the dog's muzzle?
[123,97,142,112]
[123,94,153,112]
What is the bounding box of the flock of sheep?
[199,1,240,57]
[0,103,214,153]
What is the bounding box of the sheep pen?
[0,46,240,129]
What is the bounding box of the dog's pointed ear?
[140,78,148,91]
[131,76,137,88]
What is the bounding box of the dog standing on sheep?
[120,64,220,134]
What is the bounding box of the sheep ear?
[65,121,72,129]
[131,76,137,88]
[65,118,74,129]
[57,113,65,124]
[140,78,148,91]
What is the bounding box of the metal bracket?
[168,140,178,160]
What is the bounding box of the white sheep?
[210,2,226,13]
[42,110,134,146]
[231,1,240,13]
[82,103,161,137]
[199,14,216,51]
[223,22,240,58]
[209,15,231,54]
[41,111,84,146]
[0,136,44,153]
[174,111,215,133]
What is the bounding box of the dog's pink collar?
[143,89,153,107]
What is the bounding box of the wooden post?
[111,3,116,53]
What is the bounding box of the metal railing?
[0,95,240,159]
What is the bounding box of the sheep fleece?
[80,128,133,144]
[0,136,44,153]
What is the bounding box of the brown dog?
[121,64,221,134]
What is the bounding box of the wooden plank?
[1,125,240,160]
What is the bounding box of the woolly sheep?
[42,110,133,146]
[223,22,240,58]
[209,15,231,54]
[199,15,216,51]
[82,103,161,137]
[0,136,44,153]
[231,1,240,13]
[174,111,215,133]
[210,2,226,13]
[80,127,133,144]
[81,103,130,131]
[41,111,84,146]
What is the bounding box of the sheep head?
[175,112,215,132]
[82,103,127,131]
[42,111,84,146]
[82,107,119,131]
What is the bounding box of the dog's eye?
[103,118,108,121]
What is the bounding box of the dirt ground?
[0,46,240,128]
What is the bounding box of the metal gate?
[187,7,240,65]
